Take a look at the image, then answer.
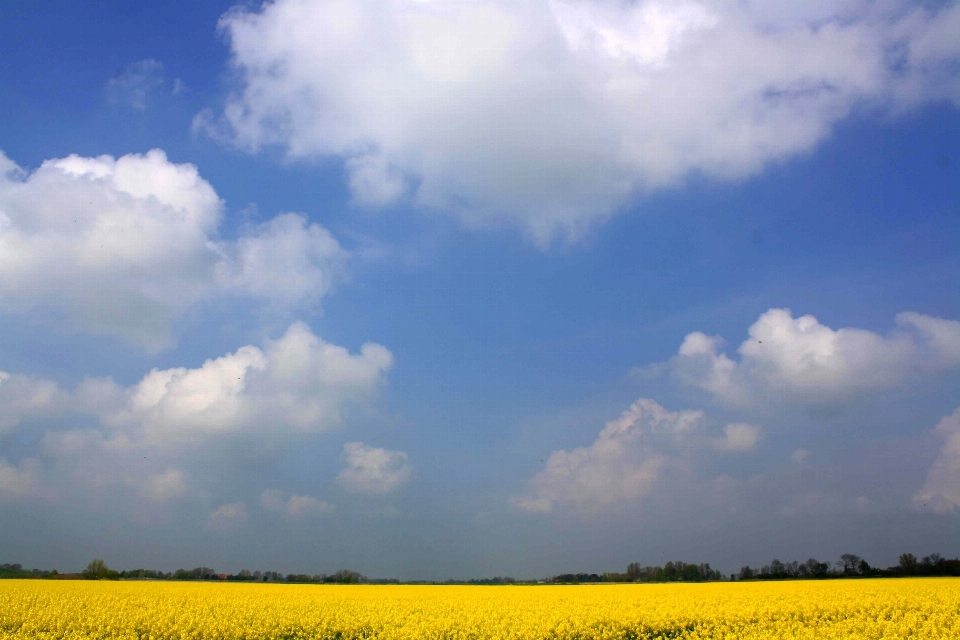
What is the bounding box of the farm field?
[1,578,958,639]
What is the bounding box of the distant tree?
[663,562,678,581]
[804,559,829,579]
[898,553,918,574]
[738,566,754,580]
[697,563,718,581]
[327,569,366,584]
[921,553,942,572]
[82,559,117,580]
[768,559,786,578]
[626,562,640,581]
[839,554,862,576]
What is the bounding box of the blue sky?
[1,0,959,580]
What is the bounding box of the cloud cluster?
[0,323,392,503]
[0,149,347,350]
[670,309,960,408]
[511,398,757,513]
[261,489,335,518]
[715,423,762,452]
[0,372,67,433]
[103,322,393,445]
[0,458,46,502]
[208,0,960,243]
[206,501,249,531]
[913,407,960,514]
[142,468,192,503]
[336,442,412,494]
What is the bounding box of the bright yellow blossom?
[1,578,958,639]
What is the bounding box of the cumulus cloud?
[715,423,762,452]
[913,407,960,514]
[206,501,248,531]
[261,489,334,518]
[0,323,390,515]
[21,322,391,446]
[511,398,707,513]
[336,442,412,494]
[142,469,191,502]
[213,213,346,304]
[208,0,960,243]
[0,149,348,350]
[0,371,67,432]
[0,458,46,501]
[669,309,960,408]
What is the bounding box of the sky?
[1,0,959,581]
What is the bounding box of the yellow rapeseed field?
[1,578,958,639]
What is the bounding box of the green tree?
[898,553,918,574]
[839,554,862,576]
[83,559,112,579]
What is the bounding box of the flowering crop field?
[2,578,959,639]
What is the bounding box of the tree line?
[735,553,960,581]
[81,561,378,583]
[3,552,959,584]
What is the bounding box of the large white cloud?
[0,149,347,350]
[207,0,960,243]
[511,398,755,513]
[913,407,960,514]
[670,309,960,408]
[0,323,392,508]
[336,442,412,494]
[98,322,391,445]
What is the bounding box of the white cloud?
[210,0,960,244]
[913,407,960,514]
[143,469,190,502]
[206,501,248,531]
[511,398,703,513]
[336,442,412,494]
[287,494,334,517]
[213,213,346,305]
[103,322,392,445]
[261,489,334,518]
[0,458,46,501]
[0,323,391,443]
[0,323,391,516]
[0,149,348,350]
[670,309,960,408]
[715,423,762,452]
[0,371,67,432]
[791,448,810,465]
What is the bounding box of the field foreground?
[2,578,958,639]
